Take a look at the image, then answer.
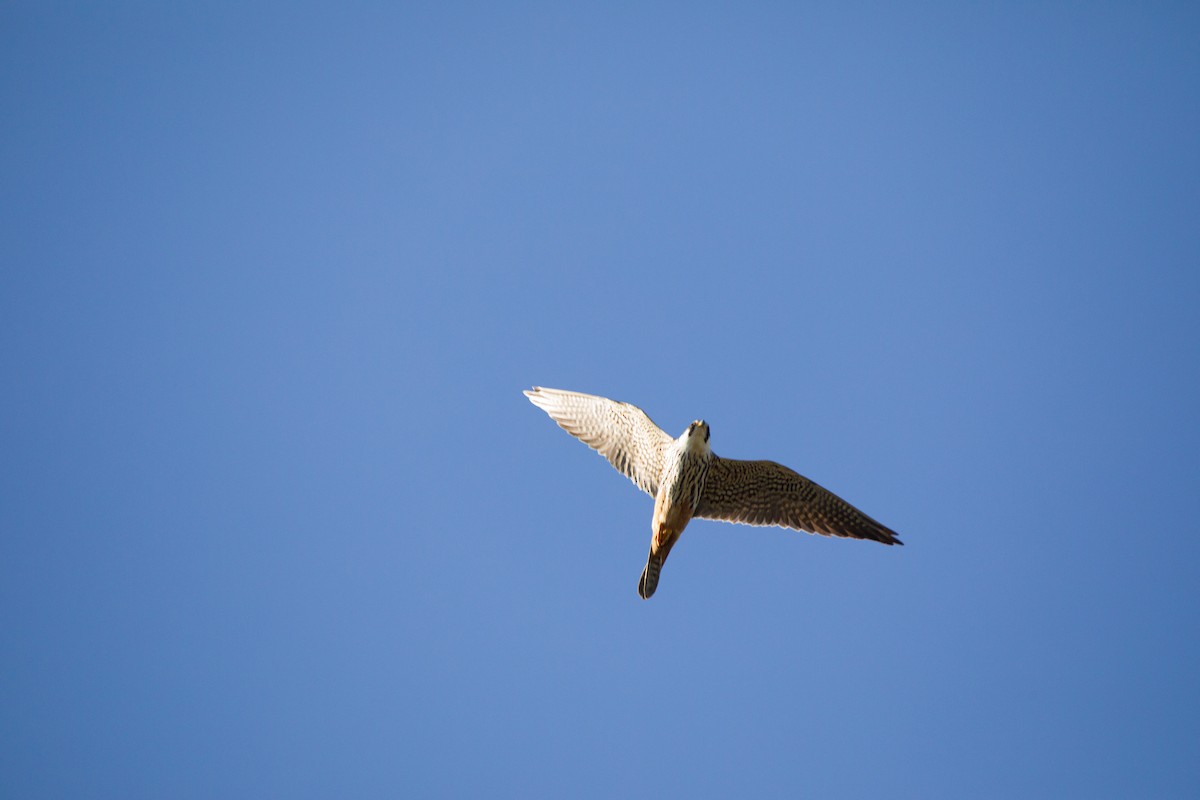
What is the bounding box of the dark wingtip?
[637,571,652,599]
[638,558,659,599]
[872,521,903,546]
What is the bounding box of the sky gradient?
[3,3,1199,797]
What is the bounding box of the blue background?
[3,3,1198,797]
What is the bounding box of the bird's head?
[684,420,711,450]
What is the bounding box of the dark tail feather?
[638,552,663,599]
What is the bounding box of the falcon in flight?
[524,387,902,599]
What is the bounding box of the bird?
[524,386,902,599]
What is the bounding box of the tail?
[638,551,663,599]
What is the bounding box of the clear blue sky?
[3,3,1198,797]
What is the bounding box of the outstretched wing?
[524,387,674,497]
[694,457,902,545]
